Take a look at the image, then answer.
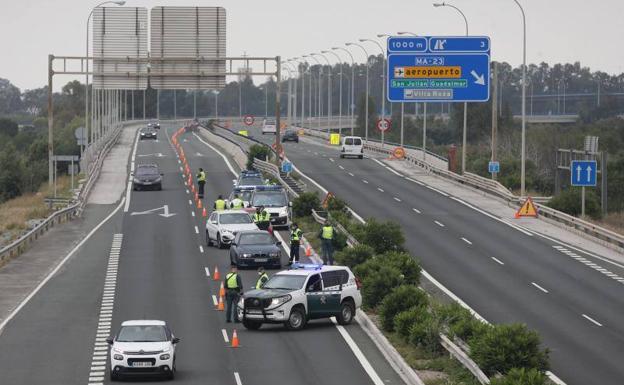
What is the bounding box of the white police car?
[237,264,362,330]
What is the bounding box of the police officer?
[255,267,269,289]
[214,195,226,211]
[319,219,334,265]
[230,194,244,209]
[289,223,303,265]
[224,264,243,323]
[196,168,207,199]
[253,206,271,231]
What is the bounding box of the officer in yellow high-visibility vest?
[214,195,226,211]
[289,223,303,265]
[196,168,206,199]
[319,219,334,265]
[230,194,244,209]
[253,206,271,231]
[224,264,243,323]
[255,267,269,289]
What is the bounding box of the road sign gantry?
[387,36,491,103]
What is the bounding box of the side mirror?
[106,337,114,345]
[231,242,237,246]
[276,241,282,246]
[172,337,180,344]
[160,173,164,176]
[232,179,237,185]
[130,172,134,176]
[210,220,217,225]
[288,202,293,207]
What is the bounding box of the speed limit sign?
[377,118,391,132]
[243,115,255,126]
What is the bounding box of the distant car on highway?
[147,120,160,129]
[206,210,259,248]
[229,230,282,269]
[281,129,299,143]
[184,119,199,133]
[140,127,158,140]
[250,185,291,228]
[261,118,277,135]
[107,320,180,381]
[233,170,265,188]
[340,136,363,159]
[237,264,361,330]
[133,163,163,191]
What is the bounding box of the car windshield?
[239,177,264,186]
[263,274,306,290]
[219,213,252,224]
[239,233,273,245]
[230,190,253,201]
[266,120,276,125]
[136,167,159,176]
[117,325,167,342]
[252,192,287,207]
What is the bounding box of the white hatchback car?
[340,136,364,159]
[206,209,259,248]
[107,320,179,381]
[237,264,362,330]
[261,118,277,134]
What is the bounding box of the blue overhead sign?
[570,160,597,186]
[387,36,491,103]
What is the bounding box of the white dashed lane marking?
[393,197,401,202]
[362,179,369,184]
[531,282,549,293]
[552,245,624,284]
[87,234,123,385]
[582,314,603,327]
[377,187,384,193]
[461,237,472,245]
[412,208,421,214]
[434,220,445,227]
[491,257,505,265]
[338,165,344,170]
[348,172,355,177]
[222,329,230,343]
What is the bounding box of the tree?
[0,143,23,202]
[0,78,22,115]
[0,118,19,137]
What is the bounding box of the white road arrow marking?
[576,165,582,182]
[131,205,177,218]
[470,70,485,85]
[586,165,592,182]
[159,205,176,218]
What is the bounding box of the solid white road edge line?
[234,372,243,385]
[124,129,141,212]
[195,130,387,384]
[287,159,568,385]
[0,197,125,334]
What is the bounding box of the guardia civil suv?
[237,264,362,330]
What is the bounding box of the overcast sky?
[1,0,623,91]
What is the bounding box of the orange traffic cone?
[231,329,239,348]
[219,281,225,297]
[198,199,203,209]
[305,245,312,257]
[202,207,207,217]
[217,295,225,311]
[213,266,220,280]
[191,184,196,193]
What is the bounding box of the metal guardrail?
[439,334,490,384]
[0,120,136,267]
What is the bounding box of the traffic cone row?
[202,207,207,217]
[219,281,225,297]
[231,329,239,348]
[216,295,225,311]
[213,266,220,280]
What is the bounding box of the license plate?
[143,182,152,185]
[132,362,153,367]
[255,258,268,263]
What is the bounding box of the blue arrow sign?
[387,36,490,103]
[281,161,293,173]
[570,160,597,186]
[488,161,500,174]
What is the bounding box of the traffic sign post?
[571,160,597,218]
[243,115,255,126]
[281,161,293,174]
[387,36,491,103]
[377,118,391,132]
[488,161,500,174]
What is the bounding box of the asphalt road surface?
[243,124,624,385]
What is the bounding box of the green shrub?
[547,187,602,219]
[334,244,375,268]
[379,285,428,331]
[408,311,443,354]
[327,195,349,214]
[359,265,404,309]
[247,144,270,169]
[382,251,421,285]
[490,368,547,385]
[292,192,320,217]
[354,218,405,253]
[394,307,427,338]
[469,323,550,375]
[331,230,348,252]
[434,302,489,341]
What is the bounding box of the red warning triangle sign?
[515,197,538,218]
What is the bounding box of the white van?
[340,136,364,159]
[262,119,277,135]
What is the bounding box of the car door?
[320,271,342,315]
[207,213,218,240]
[305,274,325,319]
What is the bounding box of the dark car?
[281,129,299,143]
[230,230,282,269]
[147,120,160,129]
[133,163,163,191]
[233,170,265,188]
[140,127,157,140]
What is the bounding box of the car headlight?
[140,133,145,136]
[238,297,244,307]
[133,177,140,183]
[113,354,124,360]
[268,295,291,309]
[159,354,171,360]
[241,253,252,258]
[222,231,234,239]
[269,252,280,258]
[279,208,288,217]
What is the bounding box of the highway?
[0,122,404,385]
[239,123,624,385]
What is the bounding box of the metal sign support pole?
[581,186,586,218]
[48,55,54,196]
[275,56,282,167]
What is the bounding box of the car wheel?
[206,231,212,246]
[285,306,307,331]
[157,183,162,191]
[337,300,355,325]
[340,154,344,158]
[243,319,262,330]
[217,233,223,249]
[110,371,118,382]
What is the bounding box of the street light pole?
[325,50,343,135]
[360,38,386,145]
[307,54,324,131]
[347,42,370,141]
[513,0,528,198]
[333,47,355,136]
[433,2,469,172]
[315,53,333,133]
